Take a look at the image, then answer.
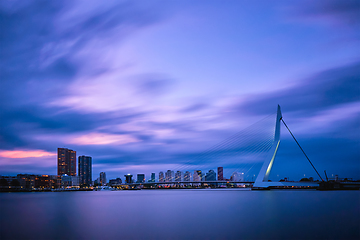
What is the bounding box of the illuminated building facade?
[159,172,164,182]
[78,155,92,186]
[165,170,173,182]
[184,171,191,181]
[217,167,223,181]
[175,171,182,182]
[193,171,200,182]
[100,172,107,186]
[57,148,76,176]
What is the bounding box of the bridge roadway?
[116,181,325,189]
[122,181,254,186]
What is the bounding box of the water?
[1,189,359,240]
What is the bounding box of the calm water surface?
[1,189,359,240]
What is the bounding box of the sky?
[1,0,359,182]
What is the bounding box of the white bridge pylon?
[253,105,282,188]
[252,105,319,189]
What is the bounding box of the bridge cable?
[281,118,324,181]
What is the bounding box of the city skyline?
[0,0,359,181]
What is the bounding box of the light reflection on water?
[1,189,359,240]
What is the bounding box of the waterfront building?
[109,178,122,186]
[124,174,133,184]
[137,174,145,183]
[165,170,172,182]
[217,167,223,181]
[175,171,182,182]
[150,173,155,182]
[205,170,216,181]
[100,172,107,186]
[159,172,164,182]
[78,155,92,186]
[193,171,200,182]
[184,171,191,182]
[57,148,76,176]
[17,174,36,189]
[197,170,202,181]
[61,174,79,188]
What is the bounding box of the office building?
[78,155,92,186]
[159,172,164,182]
[109,178,122,186]
[184,171,191,181]
[205,170,216,181]
[175,171,182,182]
[137,174,145,183]
[61,174,79,188]
[217,167,223,181]
[193,170,200,182]
[57,148,76,176]
[165,170,173,182]
[124,174,133,184]
[150,173,155,182]
[100,172,106,186]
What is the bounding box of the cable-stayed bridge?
[116,105,329,190]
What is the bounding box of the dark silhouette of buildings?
[57,148,76,176]
[205,170,216,181]
[78,155,92,186]
[137,174,145,183]
[124,174,133,183]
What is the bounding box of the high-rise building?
[165,170,172,182]
[205,170,216,181]
[124,174,133,184]
[137,174,145,183]
[150,173,155,182]
[193,170,200,182]
[184,171,191,181]
[100,172,106,186]
[196,170,202,181]
[175,171,182,182]
[78,155,92,186]
[159,172,164,182]
[57,148,76,176]
[217,167,223,181]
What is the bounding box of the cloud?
[291,0,360,28]
[234,61,360,117]
[69,133,140,145]
[0,150,56,159]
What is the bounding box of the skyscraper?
[78,155,92,186]
[217,167,223,181]
[57,148,76,176]
[100,172,106,186]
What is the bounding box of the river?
[0,189,359,240]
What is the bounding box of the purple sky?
[1,0,359,181]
